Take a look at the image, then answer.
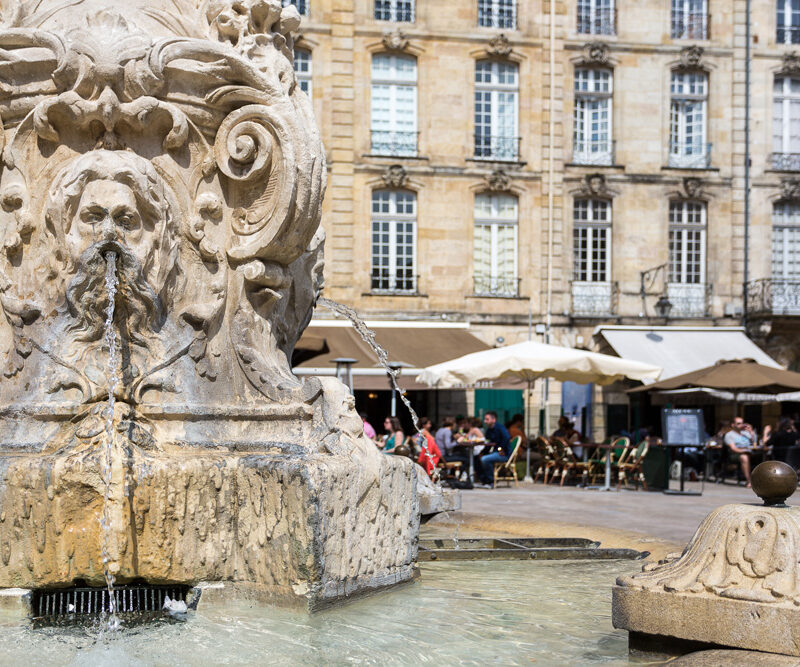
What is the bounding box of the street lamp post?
[333,357,358,394]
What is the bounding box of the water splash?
[100,250,120,630]
[316,297,439,482]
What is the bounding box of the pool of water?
[0,561,642,665]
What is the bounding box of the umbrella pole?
[524,378,534,482]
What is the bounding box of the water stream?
[100,251,119,629]
[316,297,439,481]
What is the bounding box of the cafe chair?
[492,436,523,488]
[532,436,558,484]
[589,437,630,486]
[551,437,591,486]
[617,439,650,490]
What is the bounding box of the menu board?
[661,408,706,447]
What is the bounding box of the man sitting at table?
[436,417,471,480]
[478,411,512,487]
[724,416,763,488]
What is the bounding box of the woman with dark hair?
[383,416,404,453]
[766,417,799,463]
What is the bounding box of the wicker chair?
[617,439,651,490]
[532,436,558,484]
[493,436,523,488]
[551,437,592,486]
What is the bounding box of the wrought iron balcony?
[371,270,419,295]
[747,278,800,317]
[370,131,419,157]
[771,153,800,172]
[572,140,615,166]
[571,281,617,317]
[577,8,616,36]
[777,25,800,45]
[478,6,516,29]
[668,142,712,169]
[667,282,711,318]
[474,275,520,298]
[374,0,414,22]
[473,135,521,162]
[671,12,709,39]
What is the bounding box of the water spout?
[100,250,119,629]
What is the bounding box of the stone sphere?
[751,461,798,505]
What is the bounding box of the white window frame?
[474,60,519,161]
[477,0,516,29]
[293,48,312,99]
[573,69,613,165]
[773,201,800,279]
[473,193,519,296]
[572,199,611,283]
[577,0,615,35]
[374,0,415,22]
[671,0,708,39]
[371,190,417,293]
[668,201,706,285]
[282,0,308,16]
[669,71,708,168]
[773,77,800,169]
[370,54,418,156]
[778,0,800,45]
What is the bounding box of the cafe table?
[582,443,617,492]
[452,439,486,483]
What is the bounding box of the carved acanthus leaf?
[381,29,409,52]
[784,51,800,75]
[487,33,512,57]
[583,41,609,65]
[485,169,511,192]
[781,178,800,201]
[382,164,408,189]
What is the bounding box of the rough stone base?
[0,447,419,611]
[613,586,800,657]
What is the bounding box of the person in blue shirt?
[478,411,512,486]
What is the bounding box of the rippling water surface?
[0,561,640,665]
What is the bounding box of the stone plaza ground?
[425,481,758,561]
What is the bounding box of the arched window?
[669,71,709,168]
[773,77,800,170]
[572,198,612,315]
[668,200,707,317]
[293,48,312,98]
[477,0,516,29]
[371,190,417,292]
[473,193,518,296]
[573,68,613,165]
[371,54,417,156]
[375,0,414,22]
[281,0,308,16]
[474,60,519,161]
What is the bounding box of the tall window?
[371,190,416,292]
[478,0,516,28]
[371,54,417,156]
[474,60,519,160]
[474,193,518,296]
[573,69,613,165]
[773,202,800,279]
[573,199,611,283]
[671,0,708,39]
[577,0,615,35]
[778,0,800,44]
[668,201,706,317]
[773,77,800,170]
[669,71,708,168]
[375,0,414,22]
[293,48,312,98]
[282,0,308,16]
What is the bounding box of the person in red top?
[416,417,442,476]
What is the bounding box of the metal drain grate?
[32,584,190,618]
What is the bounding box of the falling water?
[316,297,440,482]
[100,250,120,629]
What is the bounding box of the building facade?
[288,0,800,432]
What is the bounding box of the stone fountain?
[0,0,418,611]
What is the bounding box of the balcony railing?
[577,8,616,36]
[374,0,414,22]
[572,140,615,166]
[747,278,800,316]
[671,12,709,39]
[571,281,617,317]
[667,282,711,318]
[370,131,419,157]
[474,275,520,297]
[668,142,712,169]
[478,7,517,29]
[473,134,521,161]
[371,271,418,295]
[777,25,800,45]
[771,152,800,172]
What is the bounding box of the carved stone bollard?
[613,461,800,656]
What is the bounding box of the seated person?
[552,416,584,457]
[382,416,404,454]
[766,417,799,463]
[478,411,512,486]
[436,417,470,478]
[724,416,763,488]
[416,417,443,476]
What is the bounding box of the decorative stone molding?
[485,169,511,192]
[577,173,612,198]
[381,29,409,52]
[583,41,610,65]
[382,164,409,188]
[781,178,800,200]
[487,33,512,58]
[682,177,703,199]
[680,45,704,69]
[783,51,800,75]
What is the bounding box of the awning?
[293,322,493,390]
[594,326,781,383]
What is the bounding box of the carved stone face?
[67,180,153,268]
